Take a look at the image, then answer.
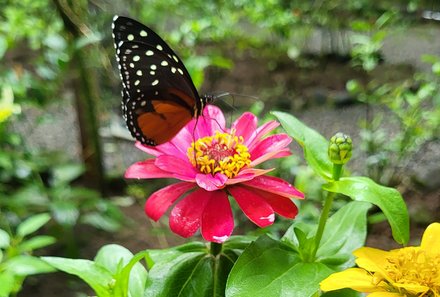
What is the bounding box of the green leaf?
[144,251,211,297]
[42,257,114,297]
[146,241,207,267]
[323,177,409,244]
[0,229,10,249]
[226,236,333,297]
[80,212,121,232]
[52,163,84,185]
[145,241,239,297]
[95,244,148,297]
[17,213,51,238]
[317,202,371,269]
[272,111,332,180]
[17,235,56,253]
[114,250,149,297]
[3,255,55,276]
[321,288,363,297]
[50,200,79,226]
[0,272,15,297]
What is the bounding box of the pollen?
[382,247,440,296]
[187,130,251,178]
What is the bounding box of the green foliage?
[144,238,254,297]
[0,143,125,233]
[0,213,56,297]
[273,111,409,245]
[323,177,409,244]
[226,236,333,297]
[347,57,440,185]
[43,244,148,297]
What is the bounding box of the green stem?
[210,242,222,296]
[311,164,343,260]
[210,242,223,256]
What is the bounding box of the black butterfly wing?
[112,15,203,145]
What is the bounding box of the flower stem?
[210,242,223,257]
[311,164,343,260]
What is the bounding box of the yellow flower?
[320,223,440,297]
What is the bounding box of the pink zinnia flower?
[125,105,304,243]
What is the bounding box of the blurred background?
[1,0,439,295]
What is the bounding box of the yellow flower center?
[187,130,251,178]
[382,247,440,296]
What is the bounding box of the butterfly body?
[112,16,211,146]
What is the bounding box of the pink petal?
[186,105,225,139]
[195,173,228,191]
[145,182,196,221]
[232,112,257,144]
[250,149,292,167]
[226,168,274,185]
[125,159,174,179]
[243,175,304,199]
[169,188,210,238]
[135,142,164,157]
[203,105,226,135]
[248,120,280,149]
[201,190,233,243]
[228,186,275,227]
[250,134,292,162]
[246,187,298,219]
[155,155,197,180]
[157,140,189,159]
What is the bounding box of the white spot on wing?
[136,70,142,76]
[150,65,157,70]
[133,55,140,61]
[146,50,154,56]
[140,30,148,37]
[152,80,159,86]
[161,61,168,66]
[127,34,134,41]
[156,45,163,51]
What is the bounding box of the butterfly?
[112,15,213,146]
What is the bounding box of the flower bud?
[328,132,352,165]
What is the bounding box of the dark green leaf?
[145,241,239,297]
[272,111,332,180]
[42,257,113,297]
[144,251,211,297]
[323,177,409,244]
[17,213,51,237]
[226,235,333,297]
